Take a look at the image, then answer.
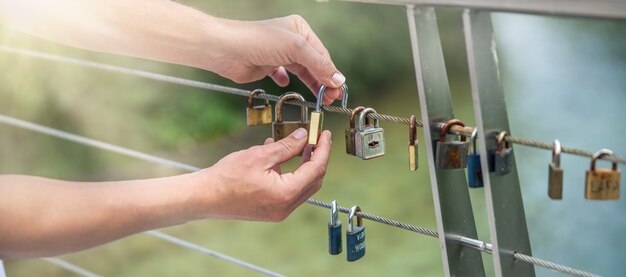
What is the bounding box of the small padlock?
[272,92,309,144]
[345,106,369,156]
[467,128,483,188]
[346,205,365,262]
[354,108,385,160]
[494,131,512,176]
[408,115,418,171]
[310,84,349,146]
[328,200,342,255]
[246,89,272,126]
[585,149,620,200]
[548,140,564,199]
[435,119,469,169]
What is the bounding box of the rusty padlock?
[246,89,272,126]
[585,149,620,200]
[548,140,564,199]
[272,92,309,142]
[408,115,418,171]
[435,119,469,169]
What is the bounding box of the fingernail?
[331,73,345,87]
[292,128,307,139]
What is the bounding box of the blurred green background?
[0,1,624,276]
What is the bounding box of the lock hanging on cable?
[585,149,620,200]
[309,84,349,146]
[346,205,365,262]
[354,108,385,160]
[493,131,512,176]
[246,89,272,126]
[328,200,342,255]
[272,92,309,146]
[435,119,469,169]
[548,140,564,199]
[408,115,418,171]
[467,128,483,188]
[345,106,370,156]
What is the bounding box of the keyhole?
[368,141,379,148]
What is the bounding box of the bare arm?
[0,0,345,103]
[0,129,331,259]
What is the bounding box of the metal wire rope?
[42,258,102,277]
[0,113,601,277]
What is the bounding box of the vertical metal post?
[406,6,485,277]
[463,10,535,277]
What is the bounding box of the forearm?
[0,0,224,70]
[0,173,205,259]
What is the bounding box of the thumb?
[262,128,308,166]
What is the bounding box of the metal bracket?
[406,6,485,277]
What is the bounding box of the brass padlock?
[435,119,469,169]
[246,89,272,126]
[494,131,512,176]
[309,84,349,146]
[272,92,309,143]
[408,115,418,171]
[585,149,620,200]
[548,140,564,199]
[345,106,369,156]
[354,108,385,160]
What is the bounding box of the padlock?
[548,140,564,199]
[272,92,309,143]
[494,131,512,176]
[354,108,385,160]
[346,205,365,262]
[310,84,349,146]
[246,89,272,126]
[345,106,371,156]
[408,115,418,171]
[467,128,483,188]
[435,119,469,169]
[328,200,342,255]
[585,149,620,200]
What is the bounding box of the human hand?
[207,15,345,104]
[191,128,332,222]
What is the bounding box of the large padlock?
[548,140,564,199]
[354,108,385,160]
[272,92,309,142]
[435,119,469,169]
[585,149,620,200]
[328,200,342,255]
[346,205,365,262]
[246,89,272,126]
[467,128,483,188]
[494,131,512,176]
[310,84,349,146]
[345,106,371,156]
[408,115,418,171]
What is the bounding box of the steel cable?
[42,258,102,277]
[0,113,601,277]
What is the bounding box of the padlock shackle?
[358,108,379,130]
[552,140,561,167]
[496,131,511,152]
[350,106,366,129]
[330,200,339,226]
[248,89,269,108]
[591,148,617,171]
[347,205,362,233]
[275,92,307,124]
[470,128,478,154]
[340,83,349,109]
[317,83,349,112]
[409,115,417,146]
[439,119,466,142]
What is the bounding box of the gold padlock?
[548,140,564,199]
[408,115,418,171]
[585,149,620,200]
[272,92,309,142]
[309,84,349,146]
[246,89,272,126]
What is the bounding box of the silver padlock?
[494,131,512,176]
[354,108,385,160]
[548,140,564,199]
[435,119,469,169]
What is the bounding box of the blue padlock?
[467,129,484,188]
[328,200,342,255]
[346,205,365,262]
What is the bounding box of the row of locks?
[247,88,620,200]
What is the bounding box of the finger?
[264,137,282,174]
[261,128,308,167]
[288,40,345,89]
[289,130,332,189]
[284,64,340,105]
[269,66,290,87]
